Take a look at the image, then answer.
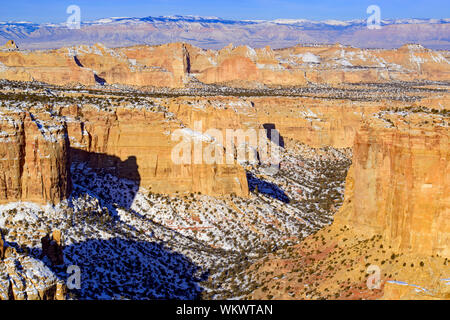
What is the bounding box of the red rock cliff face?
[0,111,71,205]
[62,105,249,197]
[336,113,449,257]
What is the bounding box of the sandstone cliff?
[0,42,449,88]
[62,104,249,197]
[0,110,71,205]
[335,109,449,257]
[0,99,250,205]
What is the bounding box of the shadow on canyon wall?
[73,56,106,85]
[247,124,288,202]
[73,56,83,67]
[246,171,290,203]
[70,148,141,210]
[262,123,285,148]
[94,74,107,86]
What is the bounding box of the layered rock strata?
[0,110,71,205]
[1,42,449,88]
[336,109,449,256]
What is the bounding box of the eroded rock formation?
[0,110,71,205]
[0,230,4,260]
[0,40,18,51]
[0,101,249,204]
[0,244,66,300]
[0,42,449,88]
[63,104,249,197]
[336,110,449,256]
[41,230,64,266]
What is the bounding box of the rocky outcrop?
[0,100,250,204]
[0,49,95,85]
[165,95,387,150]
[0,245,66,300]
[0,42,449,88]
[0,110,71,205]
[0,230,4,260]
[252,97,383,148]
[336,110,449,257]
[0,40,18,51]
[190,42,450,85]
[41,230,64,266]
[245,95,449,258]
[193,45,307,87]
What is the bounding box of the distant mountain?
[1,15,449,50]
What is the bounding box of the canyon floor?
[0,42,448,300]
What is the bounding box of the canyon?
[0,41,448,300]
[1,42,450,89]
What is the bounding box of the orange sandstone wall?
[1,42,450,88]
[63,105,249,197]
[0,111,71,205]
[336,119,449,257]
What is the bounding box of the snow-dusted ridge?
[2,15,449,28]
[1,14,449,51]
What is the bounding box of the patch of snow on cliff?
[256,63,284,70]
[245,45,257,60]
[300,52,320,64]
[431,53,450,64]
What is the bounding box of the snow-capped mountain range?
[1,15,449,50]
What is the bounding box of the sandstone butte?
[0,41,448,299]
[336,115,449,258]
[0,40,18,51]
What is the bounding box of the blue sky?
[1,0,449,23]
